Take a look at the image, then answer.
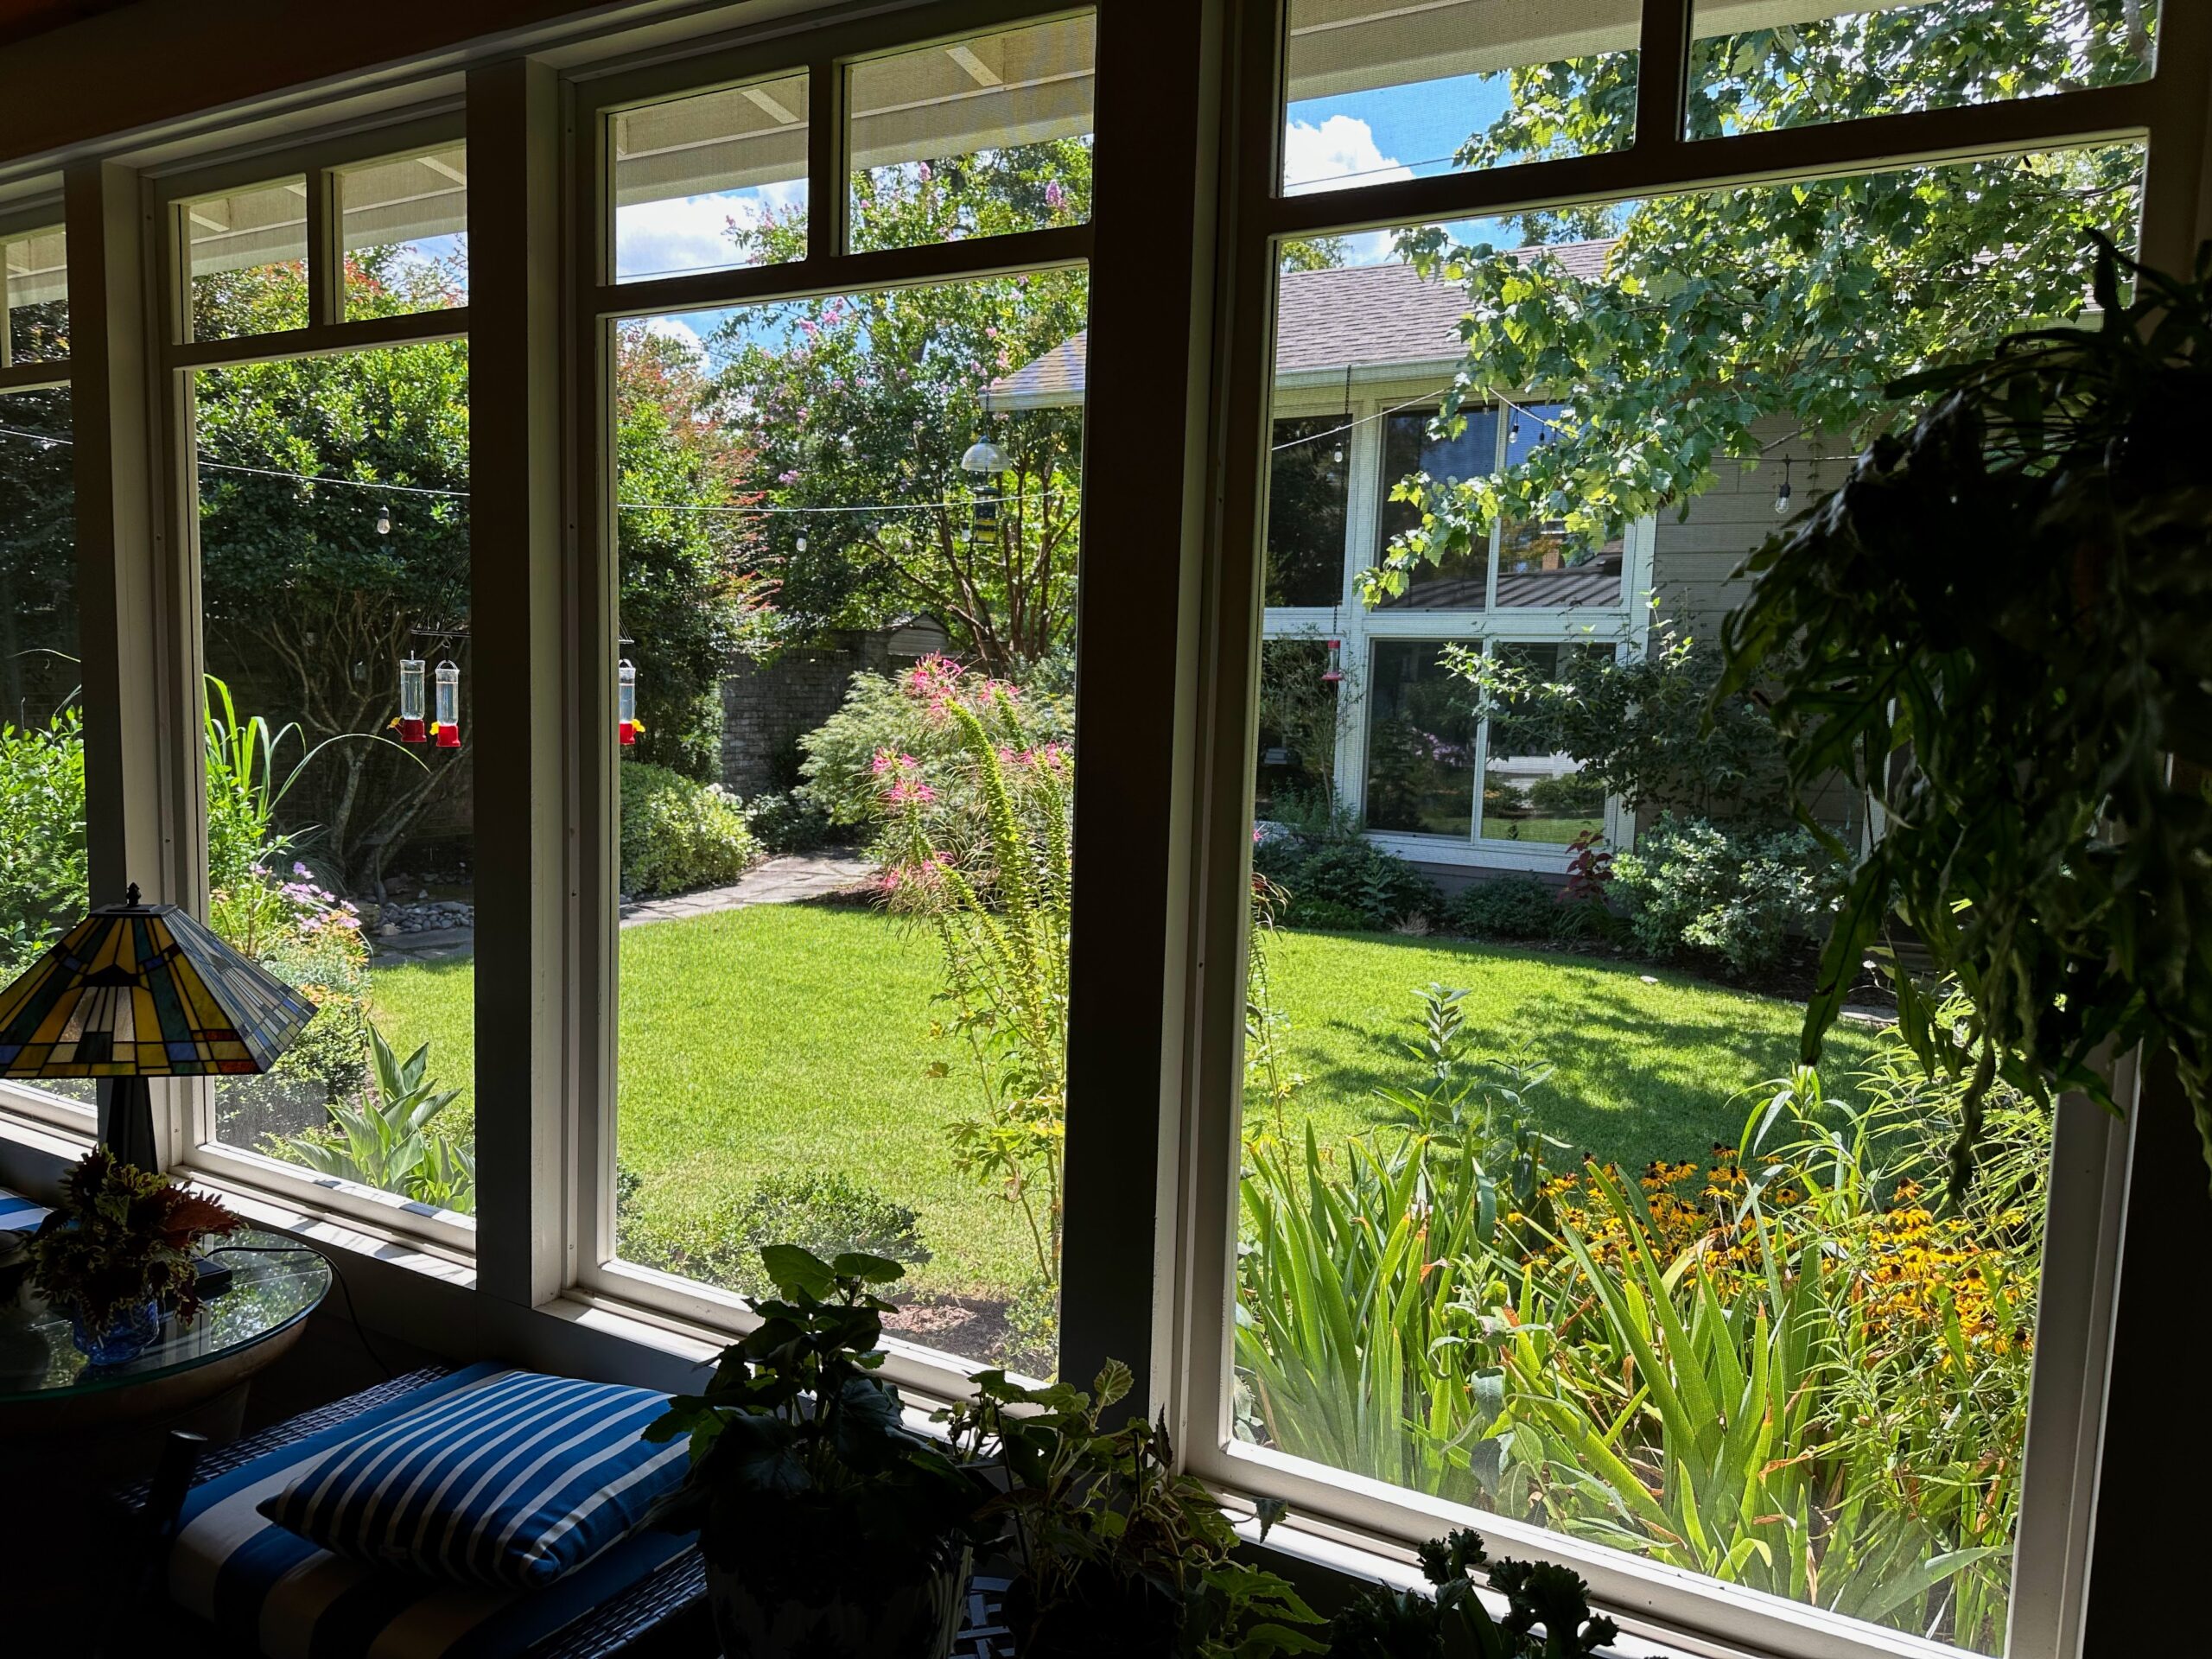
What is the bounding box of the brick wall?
[718,633,890,798]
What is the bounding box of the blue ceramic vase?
[69,1296,162,1365]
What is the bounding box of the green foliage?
[799,657,1073,830]
[941,1364,1324,1659]
[614,326,775,779]
[619,760,759,897]
[1719,235,2212,1191]
[1611,813,1840,978]
[1258,632,1362,816]
[874,665,1071,1285]
[1255,833,1440,931]
[1446,621,1787,823]
[1330,1530,1618,1659]
[1366,9,2149,600]
[741,788,837,854]
[0,708,86,976]
[715,148,1090,669]
[1445,876,1560,943]
[646,1247,986,1591]
[619,1170,930,1297]
[268,1027,475,1212]
[213,869,376,1107]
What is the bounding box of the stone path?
[368,849,874,962]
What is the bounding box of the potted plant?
[1329,1529,1618,1659]
[28,1147,242,1365]
[1719,234,2212,1192]
[645,1244,988,1659]
[941,1362,1324,1658]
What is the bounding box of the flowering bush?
[210,862,374,1111]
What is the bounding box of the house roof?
[988,239,1616,410]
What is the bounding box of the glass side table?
[0,1229,332,1435]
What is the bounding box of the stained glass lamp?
[0,885,316,1172]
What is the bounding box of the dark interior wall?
[0,0,643,168]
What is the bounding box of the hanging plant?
[1719,235,2212,1195]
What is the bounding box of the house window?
[612,73,811,283]
[1363,639,1474,837]
[3,223,68,364]
[1265,416,1349,607]
[182,177,311,340]
[336,146,471,320]
[1376,404,1495,610]
[1281,0,1641,195]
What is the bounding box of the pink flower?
[871,750,896,775]
[886,779,936,807]
[917,162,932,182]
[1045,181,1067,211]
[779,469,801,486]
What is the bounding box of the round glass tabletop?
[0,1228,333,1402]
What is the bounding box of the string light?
[375,504,392,536]
[1773,457,1794,517]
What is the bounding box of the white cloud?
[1281,116,1413,264]
[613,180,808,283]
[643,315,708,360]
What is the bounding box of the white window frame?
[1178,5,2211,1659]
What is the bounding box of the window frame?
[143,111,480,1253]
[566,1,1099,1399]
[1175,4,2209,1659]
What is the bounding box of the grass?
[370,903,1877,1303]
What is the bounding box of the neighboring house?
[990,246,1832,882]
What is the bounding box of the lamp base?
[99,1075,159,1173]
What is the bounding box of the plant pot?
[705,1545,970,1659]
[68,1297,163,1366]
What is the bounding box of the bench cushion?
[257,1366,686,1589]
[0,1186,50,1232]
[172,1363,693,1658]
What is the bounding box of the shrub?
[1445,874,1560,941]
[1283,896,1370,931]
[0,709,87,977]
[620,760,759,896]
[1527,770,1606,817]
[799,656,1073,830]
[1262,835,1439,931]
[1611,812,1840,976]
[619,1170,929,1295]
[742,788,837,854]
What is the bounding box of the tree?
[191,248,763,890]
[615,326,772,778]
[1363,4,2154,601]
[0,385,76,728]
[709,143,1090,673]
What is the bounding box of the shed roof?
[988,240,1614,410]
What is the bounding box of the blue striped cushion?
[173,1364,693,1658]
[0,1187,50,1233]
[257,1367,689,1590]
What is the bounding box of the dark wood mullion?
[1634,0,1693,159]
[304,165,339,329]
[165,306,472,371]
[806,50,846,262]
[1056,0,1229,1417]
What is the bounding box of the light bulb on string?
[796,528,809,554]
[376,504,393,536]
[1773,458,1794,518]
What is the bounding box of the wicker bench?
[113,1364,1019,1658]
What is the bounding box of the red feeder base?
[435,724,461,749]
[619,721,637,747]
[399,717,427,743]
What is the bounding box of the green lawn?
[371,904,1876,1302]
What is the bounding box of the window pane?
[848,16,1095,252]
[1266,416,1349,607]
[613,264,1087,1377]
[186,178,311,340]
[193,342,474,1217]
[613,74,809,283]
[3,225,68,364]
[1363,639,1472,838]
[1497,403,1623,607]
[0,387,92,1111]
[1283,0,1638,196]
[1689,0,2158,139]
[1233,144,2145,1658]
[339,146,469,319]
[1378,405,1492,610]
[1480,641,1604,842]
[1255,635,1350,824]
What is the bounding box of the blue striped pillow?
[256,1368,688,1588]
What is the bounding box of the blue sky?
[615,77,1531,361]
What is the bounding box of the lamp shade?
[0,888,317,1079]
